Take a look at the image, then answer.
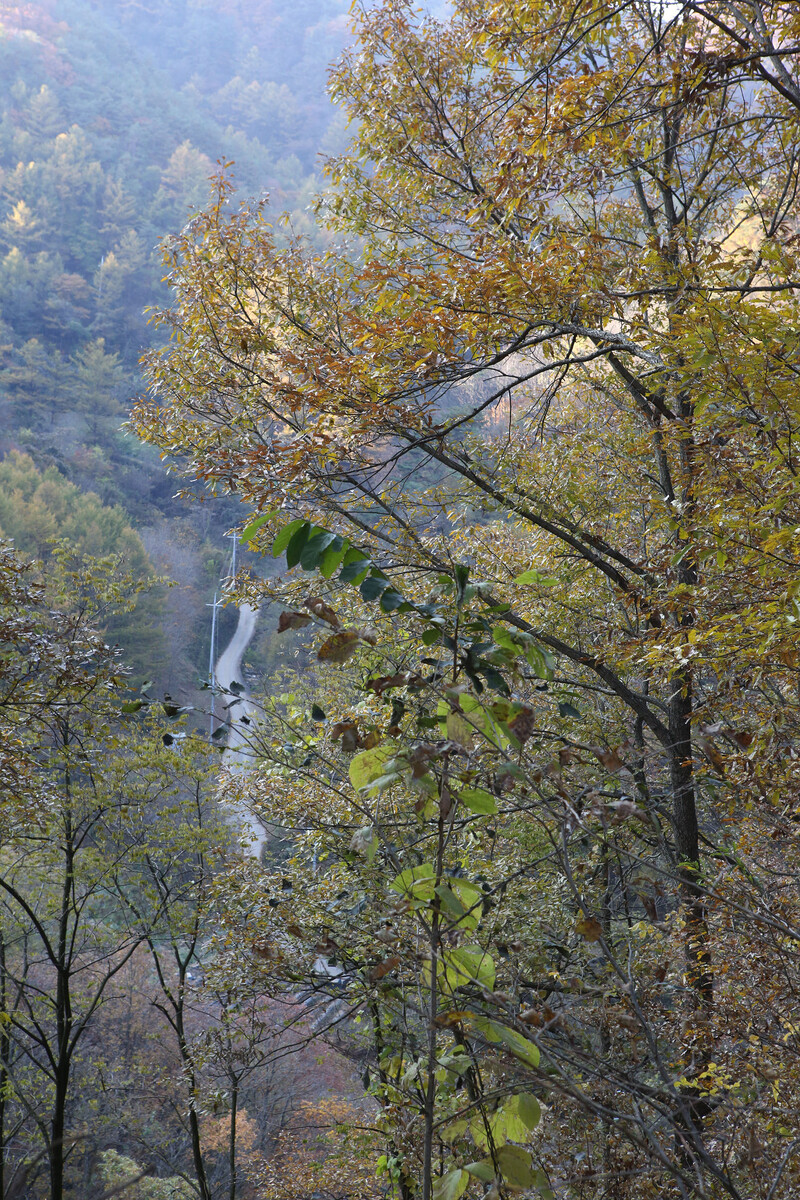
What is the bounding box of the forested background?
[0,0,351,693]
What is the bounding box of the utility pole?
[226,529,237,588]
[207,592,218,740]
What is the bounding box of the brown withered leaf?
[367,671,423,695]
[593,745,624,772]
[519,1008,542,1026]
[340,728,360,752]
[304,596,341,628]
[508,706,536,743]
[610,799,644,823]
[251,939,279,960]
[331,721,361,752]
[286,922,304,938]
[439,785,453,818]
[732,729,754,749]
[278,609,313,632]
[433,1010,474,1028]
[318,629,360,663]
[331,721,357,740]
[575,915,603,942]
[408,743,438,778]
[369,955,401,982]
[699,736,726,773]
[361,730,381,750]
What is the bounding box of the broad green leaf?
[339,549,371,583]
[436,881,482,931]
[525,642,552,679]
[320,541,348,578]
[459,787,497,815]
[514,569,557,586]
[360,572,389,602]
[464,1160,494,1183]
[446,711,474,748]
[300,530,338,570]
[432,1169,469,1200]
[271,519,306,557]
[285,522,312,569]
[349,743,394,791]
[379,587,406,612]
[240,510,278,544]
[471,1017,540,1068]
[517,1093,541,1131]
[498,1092,541,1142]
[391,862,436,899]
[496,1145,537,1190]
[492,625,526,656]
[447,945,495,990]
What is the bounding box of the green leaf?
[240,510,278,544]
[495,1093,541,1143]
[459,787,497,815]
[525,643,552,679]
[497,1145,537,1190]
[360,572,389,602]
[471,1017,540,1068]
[121,699,146,713]
[300,531,339,570]
[448,945,495,990]
[320,541,348,579]
[464,1160,495,1183]
[557,701,581,720]
[339,549,371,583]
[432,1169,469,1200]
[517,1092,542,1131]
[285,522,312,569]
[446,711,474,747]
[514,568,558,586]
[379,587,406,612]
[271,519,306,557]
[349,743,394,791]
[391,862,436,899]
[436,880,483,930]
[454,562,470,604]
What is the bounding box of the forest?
[4,0,800,1198]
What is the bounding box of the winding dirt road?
[214,602,269,859]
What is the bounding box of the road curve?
[214,602,269,859]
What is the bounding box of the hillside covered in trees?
[5,1,800,1199]
[0,0,351,692]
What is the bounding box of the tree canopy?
[131,2,800,1197]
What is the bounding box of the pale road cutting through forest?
[214,601,269,859]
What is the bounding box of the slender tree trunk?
[51,763,75,1200]
[0,933,6,1200]
[228,1074,238,1200]
[175,1002,212,1200]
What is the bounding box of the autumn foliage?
[128,2,800,1198]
